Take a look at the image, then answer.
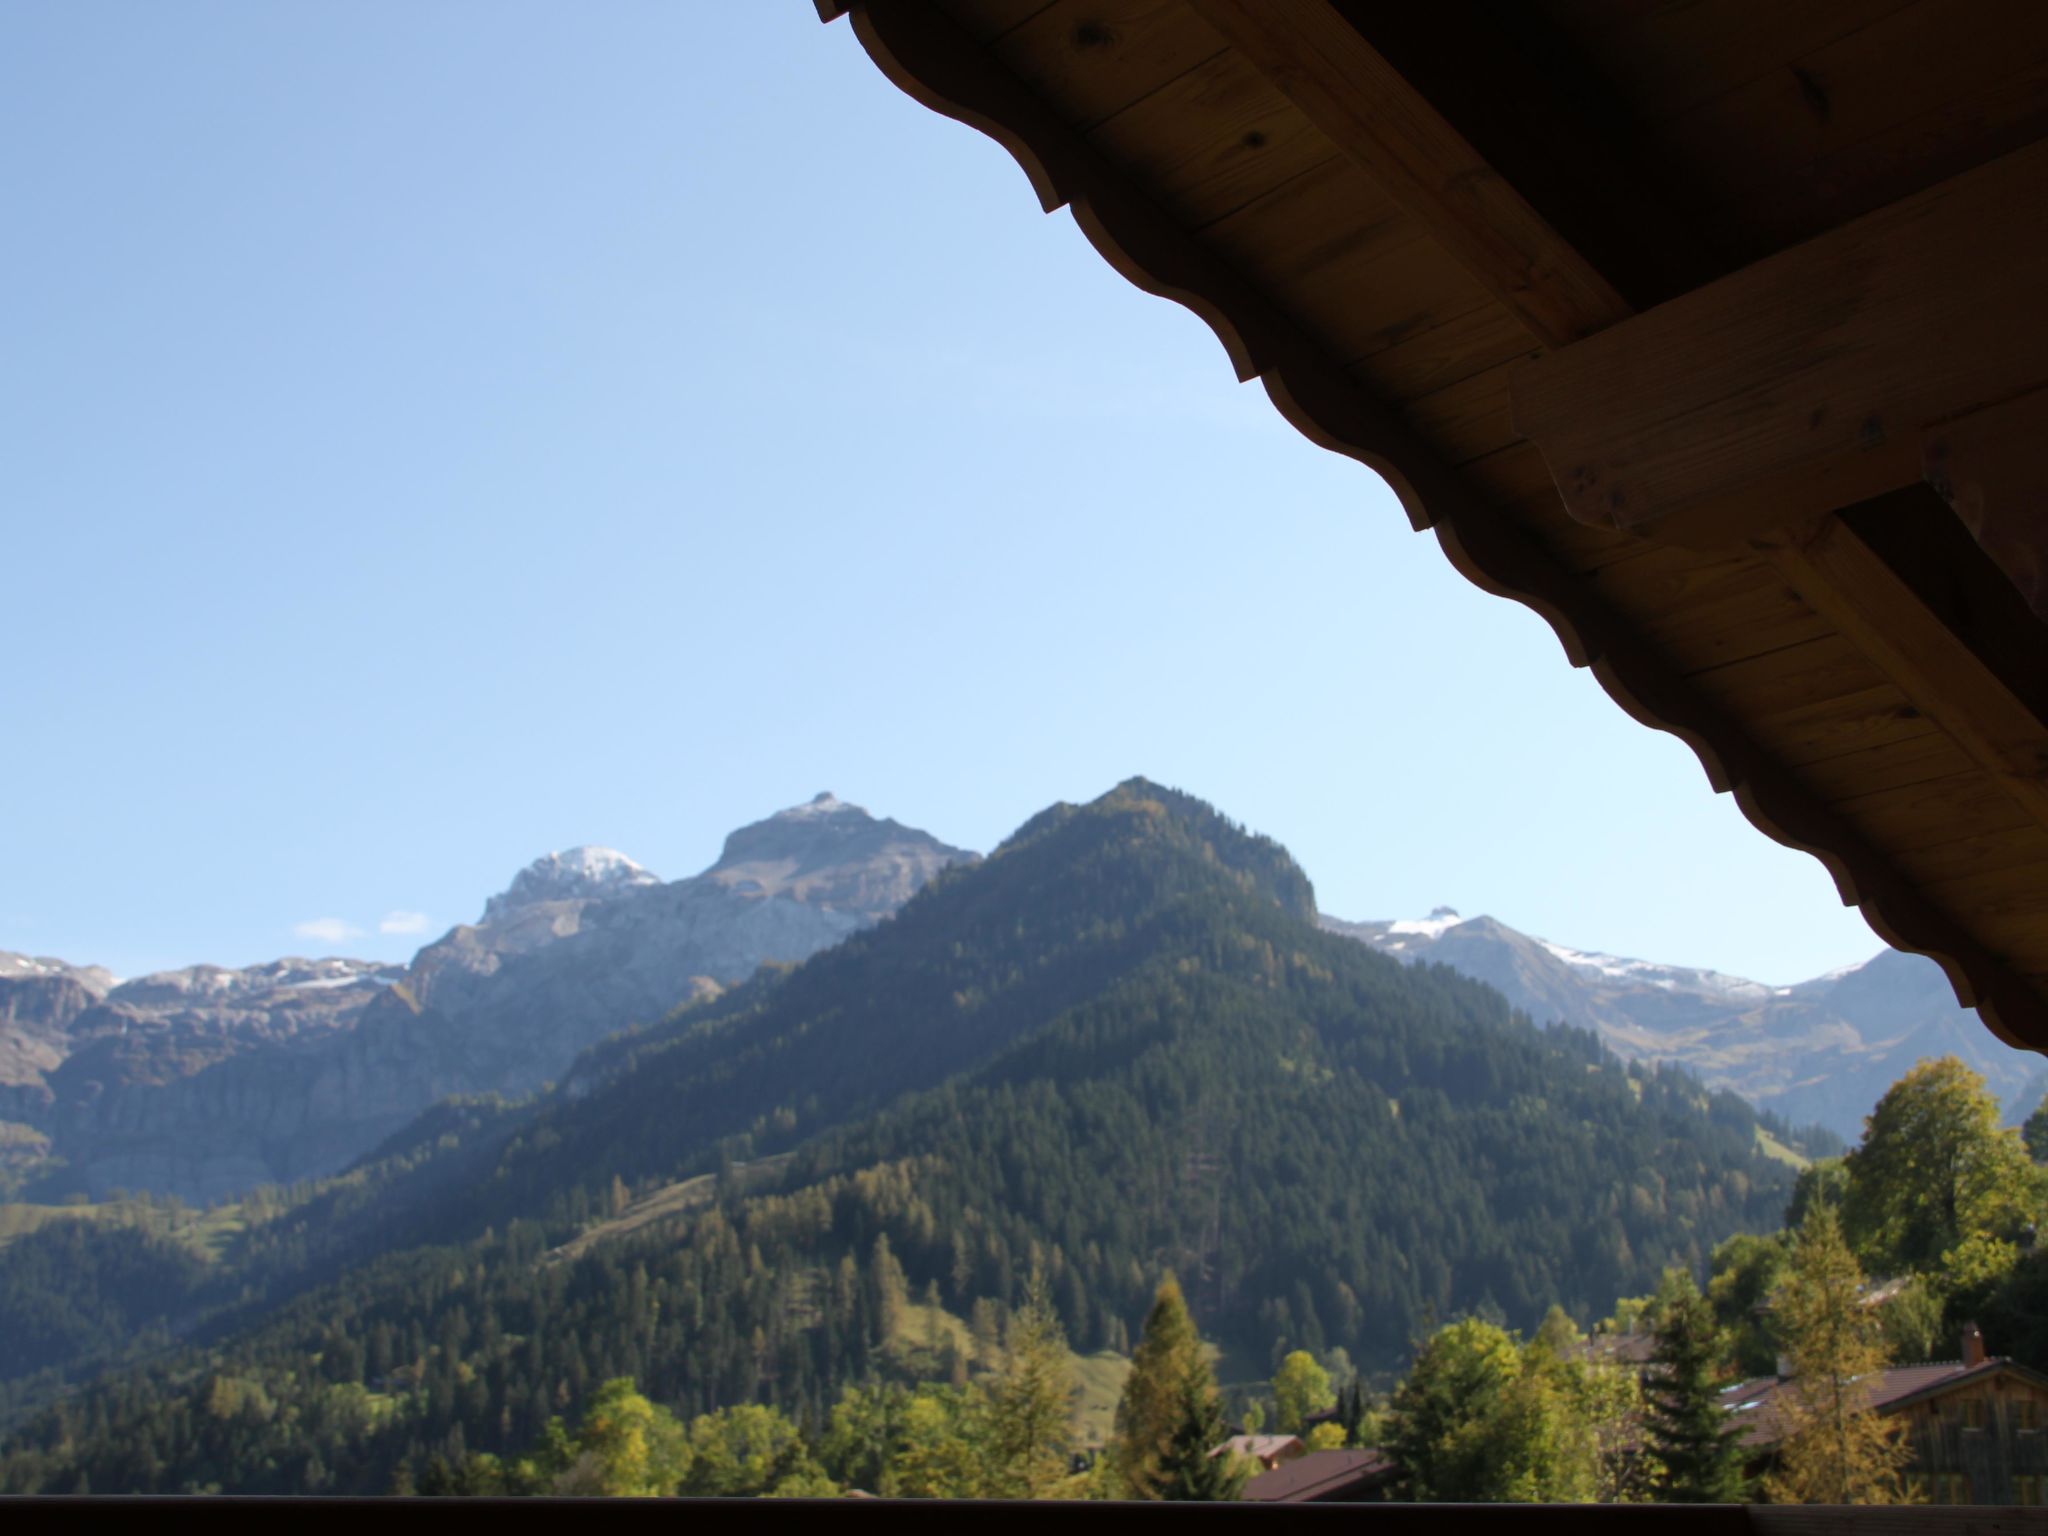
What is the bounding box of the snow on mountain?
[1322,906,2038,1139]
[777,791,857,820]
[1531,938,1773,1002]
[0,952,118,991]
[1386,906,1468,941]
[107,957,401,1007]
[481,846,662,922]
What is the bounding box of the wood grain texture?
[1088,46,1329,229]
[1185,0,1627,346]
[1798,731,1978,802]
[987,0,1224,127]
[1650,0,2048,254]
[1510,139,2048,535]
[1683,634,1889,721]
[1754,515,2048,834]
[1834,769,2035,854]
[822,0,2048,1046]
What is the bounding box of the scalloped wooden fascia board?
[823,0,2046,1051]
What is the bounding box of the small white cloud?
[293,917,364,945]
[379,910,432,937]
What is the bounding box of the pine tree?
[1765,1207,1912,1505]
[1158,1376,1247,1502]
[869,1234,909,1346]
[1645,1271,1748,1502]
[1111,1274,1209,1499]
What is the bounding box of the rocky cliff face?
[1321,908,2040,1140]
[3,796,974,1201]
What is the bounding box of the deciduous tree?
[515,1377,691,1496]
[1764,1207,1911,1506]
[890,1386,987,1499]
[1272,1349,1334,1434]
[1842,1058,2039,1276]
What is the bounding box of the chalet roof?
[1722,1356,2048,1449]
[814,0,2048,1055]
[1208,1433,1302,1463]
[1241,1447,1398,1503]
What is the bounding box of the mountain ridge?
[1320,907,2036,1140]
[0,779,1805,1495]
[0,795,973,1201]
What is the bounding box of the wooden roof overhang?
[813,0,2048,1054]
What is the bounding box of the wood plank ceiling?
[815,0,2048,1053]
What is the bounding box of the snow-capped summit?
[777,791,862,821]
[1388,906,1465,939]
[482,845,661,923]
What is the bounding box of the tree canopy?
[1842,1058,2038,1277]
[1271,1349,1334,1435]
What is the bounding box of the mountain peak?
[482,845,661,923]
[775,791,858,821]
[1004,778,1319,924]
[707,796,975,915]
[1383,907,1466,939]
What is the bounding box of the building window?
[2016,1400,2041,1432]
[2017,1475,2043,1506]
[1961,1399,1986,1430]
[1932,1473,1974,1505]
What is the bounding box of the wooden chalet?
[811,0,2048,1060]
[1726,1328,2048,1505]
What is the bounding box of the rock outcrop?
[2,796,973,1201]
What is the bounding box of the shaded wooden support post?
[1925,388,2048,622]
[1751,515,2048,835]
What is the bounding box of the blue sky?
[1,4,1883,984]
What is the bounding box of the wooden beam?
[1182,0,1632,348]
[1509,139,2048,538]
[1926,386,2048,621]
[1752,513,2048,836]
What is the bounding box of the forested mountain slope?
[0,780,1802,1494]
